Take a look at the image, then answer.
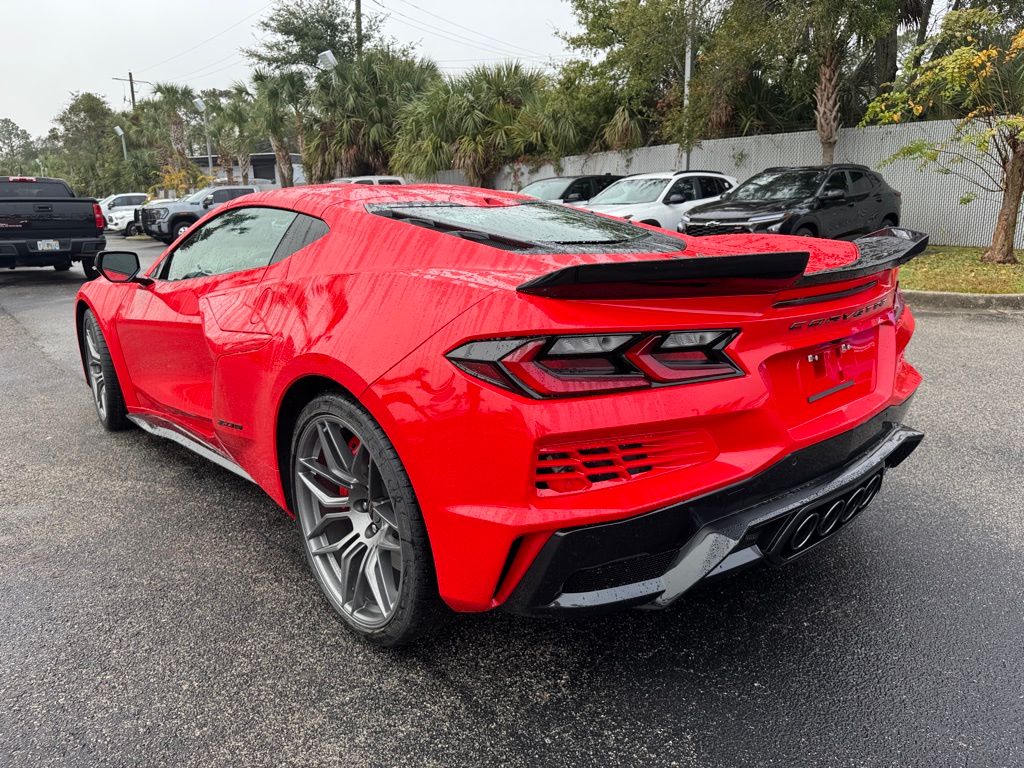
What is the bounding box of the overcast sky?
[1,0,579,137]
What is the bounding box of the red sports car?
[76,185,924,646]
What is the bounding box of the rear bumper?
[0,236,105,267]
[503,401,921,615]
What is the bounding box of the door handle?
[34,204,53,212]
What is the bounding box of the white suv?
[102,193,149,235]
[582,171,736,231]
[331,176,405,185]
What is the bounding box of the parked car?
[140,185,259,243]
[518,174,623,205]
[77,184,926,646]
[582,170,736,230]
[0,176,105,278]
[102,193,149,236]
[679,165,902,239]
[331,176,405,185]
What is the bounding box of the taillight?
[893,283,906,322]
[446,330,741,398]
[92,202,104,231]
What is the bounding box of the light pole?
[113,125,128,162]
[193,97,214,179]
[317,49,339,70]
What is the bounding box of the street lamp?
[193,97,214,179]
[317,50,338,69]
[113,125,127,162]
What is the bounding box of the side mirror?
[666,192,688,205]
[97,251,150,285]
[202,195,215,208]
[564,192,584,202]
[823,188,846,200]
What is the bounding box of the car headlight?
[151,208,169,220]
[747,212,787,225]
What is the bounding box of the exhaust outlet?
[841,487,865,523]
[817,499,845,536]
[790,512,820,551]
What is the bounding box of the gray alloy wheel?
[174,221,192,239]
[291,394,441,645]
[81,310,129,430]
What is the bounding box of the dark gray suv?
[679,165,901,239]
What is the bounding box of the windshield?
[519,178,570,201]
[182,187,214,203]
[588,178,669,206]
[727,170,826,201]
[378,201,647,245]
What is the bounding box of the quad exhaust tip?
[782,473,883,556]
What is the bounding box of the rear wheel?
[795,226,816,238]
[53,261,71,272]
[125,222,139,236]
[81,310,130,431]
[81,257,99,281]
[881,215,898,229]
[290,393,442,646]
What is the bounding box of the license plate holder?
[36,239,61,252]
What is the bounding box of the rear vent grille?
[534,430,717,495]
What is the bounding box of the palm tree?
[392,62,578,187]
[304,48,439,182]
[223,84,260,184]
[251,69,298,186]
[151,83,197,170]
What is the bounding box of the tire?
[881,216,898,229]
[290,393,443,647]
[171,220,193,240]
[81,257,99,281]
[795,226,816,238]
[53,261,72,272]
[124,222,139,237]
[81,310,130,431]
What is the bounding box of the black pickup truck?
[0,176,106,278]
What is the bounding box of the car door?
[817,171,857,238]
[846,170,876,234]
[115,206,298,443]
[660,176,700,228]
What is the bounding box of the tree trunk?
[983,147,1023,265]
[238,153,251,185]
[874,27,898,93]
[814,49,841,165]
[271,136,293,187]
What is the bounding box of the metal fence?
[423,120,1015,248]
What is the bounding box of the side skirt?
[127,414,254,483]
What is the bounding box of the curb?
[903,289,1024,311]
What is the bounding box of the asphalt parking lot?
[2,237,1023,767]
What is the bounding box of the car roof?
[762,164,872,172]
[614,170,731,181]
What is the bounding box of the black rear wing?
[516,227,928,299]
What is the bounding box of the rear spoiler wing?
[516,227,928,299]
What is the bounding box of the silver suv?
[140,185,259,243]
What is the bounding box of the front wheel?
[81,310,130,431]
[290,393,443,647]
[172,220,193,240]
[124,222,139,237]
[795,226,816,238]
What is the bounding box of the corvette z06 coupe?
[76,185,924,646]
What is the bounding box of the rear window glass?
[370,201,687,254]
[377,202,646,245]
[0,180,72,198]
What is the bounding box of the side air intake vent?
[534,430,718,495]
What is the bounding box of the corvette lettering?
[789,297,889,330]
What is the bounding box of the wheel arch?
[795,220,819,236]
[274,373,359,516]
